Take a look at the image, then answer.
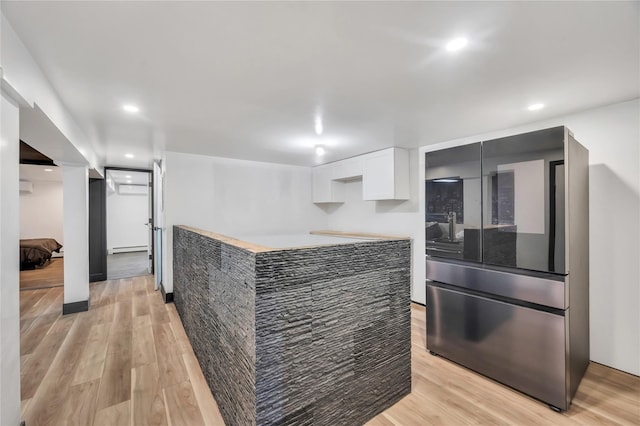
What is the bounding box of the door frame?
[102,166,154,276]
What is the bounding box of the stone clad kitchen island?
[173,226,412,426]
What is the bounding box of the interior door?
[147,171,153,274]
[88,178,107,282]
[153,161,163,290]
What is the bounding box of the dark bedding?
[20,238,62,270]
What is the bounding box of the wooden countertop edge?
[176,225,410,252]
[309,230,410,240]
[176,225,273,253]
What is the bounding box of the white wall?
[324,149,424,302]
[1,91,22,426]
[419,98,640,375]
[107,188,148,252]
[162,151,328,293]
[62,165,89,305]
[19,180,64,250]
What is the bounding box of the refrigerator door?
[481,127,566,274]
[427,283,567,410]
[425,143,482,262]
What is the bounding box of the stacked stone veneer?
[173,226,412,426]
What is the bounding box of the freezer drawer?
[426,258,566,309]
[427,283,568,410]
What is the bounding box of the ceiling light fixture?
[125,175,132,179]
[123,104,140,113]
[528,103,545,111]
[446,37,468,52]
[315,145,326,156]
[125,153,135,159]
[315,117,323,135]
[44,168,53,172]
[126,180,132,184]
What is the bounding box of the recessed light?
[446,37,468,52]
[528,103,545,111]
[125,175,132,179]
[315,117,323,136]
[126,180,132,184]
[125,153,135,159]
[315,146,326,156]
[123,104,139,113]
[44,168,53,172]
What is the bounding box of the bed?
[20,238,62,270]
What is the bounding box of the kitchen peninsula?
[173,225,412,426]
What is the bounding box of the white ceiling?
[3,1,638,167]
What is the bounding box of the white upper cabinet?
[333,157,363,181]
[363,148,409,200]
[312,164,345,203]
[312,147,409,203]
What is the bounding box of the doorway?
[105,168,153,280]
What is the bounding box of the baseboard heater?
[110,246,147,254]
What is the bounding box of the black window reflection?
[482,127,566,274]
[425,143,482,262]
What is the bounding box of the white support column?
[62,164,90,313]
[0,92,22,426]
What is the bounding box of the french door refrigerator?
[425,126,589,411]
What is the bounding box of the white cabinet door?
[363,148,409,200]
[312,164,344,203]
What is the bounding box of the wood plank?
[115,277,134,301]
[167,306,191,355]
[20,289,48,316]
[131,363,167,426]
[133,313,152,330]
[60,379,100,426]
[20,312,59,355]
[21,287,62,319]
[162,381,205,426]
[92,303,116,326]
[182,351,224,426]
[153,322,189,388]
[93,400,130,426]
[95,327,132,410]
[21,330,71,400]
[95,296,133,409]
[22,311,94,426]
[132,290,151,317]
[72,323,110,385]
[46,311,76,335]
[21,398,31,422]
[132,322,157,368]
[149,293,170,324]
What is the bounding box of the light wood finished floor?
[21,276,639,425]
[20,258,64,291]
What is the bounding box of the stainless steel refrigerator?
[425,126,589,411]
